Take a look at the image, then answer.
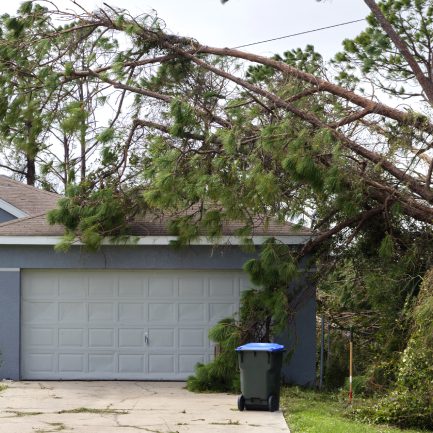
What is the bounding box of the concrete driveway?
[0,381,290,433]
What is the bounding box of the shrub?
[187,318,240,392]
[367,268,433,429]
[187,239,299,393]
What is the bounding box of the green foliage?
[48,183,146,251]
[322,332,352,390]
[367,268,433,429]
[378,233,395,259]
[319,216,433,400]
[334,0,433,98]
[60,102,88,135]
[343,376,369,397]
[248,45,323,82]
[186,318,241,392]
[187,239,299,393]
[169,98,200,138]
[0,11,430,430]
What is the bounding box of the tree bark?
[26,156,36,186]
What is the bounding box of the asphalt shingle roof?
[0,175,59,216]
[0,177,311,238]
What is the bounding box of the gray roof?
[0,177,311,238]
[0,175,59,216]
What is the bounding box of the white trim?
[0,199,28,218]
[0,268,20,272]
[0,235,311,246]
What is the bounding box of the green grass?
[0,384,7,393]
[280,387,424,433]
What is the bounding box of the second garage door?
[21,269,249,380]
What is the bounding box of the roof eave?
[0,235,312,246]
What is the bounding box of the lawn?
[280,387,425,433]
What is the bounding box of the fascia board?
[0,199,28,218]
[0,235,312,246]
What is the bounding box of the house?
[0,175,316,385]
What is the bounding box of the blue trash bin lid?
[235,342,285,352]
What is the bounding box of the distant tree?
[0,2,127,190]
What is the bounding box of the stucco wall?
[0,245,253,270]
[277,274,316,386]
[0,269,20,379]
[0,244,316,385]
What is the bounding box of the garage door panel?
[179,354,204,373]
[119,303,144,322]
[89,353,115,372]
[27,353,55,372]
[89,328,115,348]
[119,329,144,347]
[209,276,236,297]
[88,302,114,321]
[21,269,244,380]
[59,302,86,322]
[89,274,117,297]
[179,328,204,348]
[149,277,174,297]
[119,354,144,373]
[59,328,84,347]
[178,303,205,322]
[119,275,145,297]
[59,354,84,372]
[179,276,205,297]
[59,274,88,298]
[23,327,55,347]
[148,328,174,347]
[23,301,57,323]
[149,354,174,373]
[23,273,59,298]
[209,303,235,323]
[148,303,175,321]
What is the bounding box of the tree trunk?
[26,156,36,186]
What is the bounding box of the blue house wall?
[0,244,316,385]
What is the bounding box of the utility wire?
[232,18,365,49]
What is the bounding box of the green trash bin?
[236,342,285,412]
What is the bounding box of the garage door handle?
[144,334,149,345]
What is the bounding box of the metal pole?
[319,315,325,390]
[349,327,353,404]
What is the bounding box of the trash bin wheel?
[237,394,246,411]
[268,394,278,412]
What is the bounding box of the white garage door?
[21,269,249,380]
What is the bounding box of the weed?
[6,410,43,417]
[57,407,128,415]
[210,419,240,425]
[35,422,66,433]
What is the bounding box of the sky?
[2,0,371,60]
